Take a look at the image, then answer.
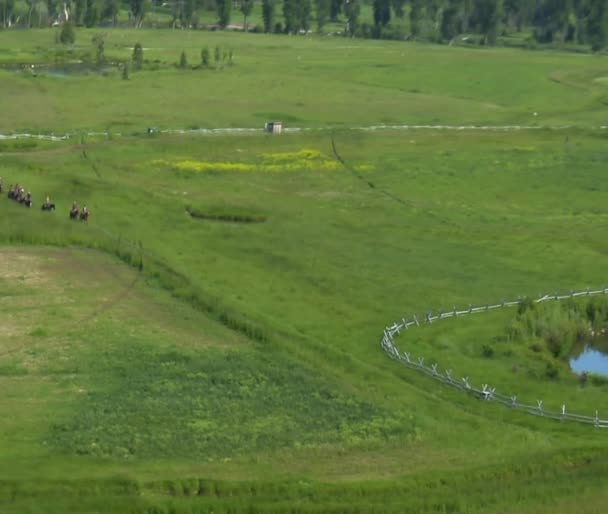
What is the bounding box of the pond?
[569,339,608,377]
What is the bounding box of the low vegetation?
[1,25,608,514]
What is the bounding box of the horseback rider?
[80,205,89,221]
[25,192,32,208]
[70,200,79,219]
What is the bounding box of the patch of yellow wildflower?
[152,149,345,174]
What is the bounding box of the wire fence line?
[380,288,608,429]
[1,123,607,143]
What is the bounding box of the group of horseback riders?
[5,182,33,208]
[1,177,90,221]
[70,201,89,222]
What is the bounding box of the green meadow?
[1,28,608,513]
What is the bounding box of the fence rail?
[380,288,608,428]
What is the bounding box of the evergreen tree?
[329,0,342,21]
[201,46,210,67]
[74,0,85,24]
[283,0,297,33]
[59,21,75,44]
[102,0,119,25]
[179,50,188,68]
[132,42,144,70]
[129,0,147,28]
[373,0,390,28]
[216,0,231,28]
[296,0,312,31]
[315,0,330,31]
[262,0,275,32]
[409,0,423,38]
[587,0,608,51]
[240,0,254,31]
[84,0,99,27]
[344,0,360,35]
[474,0,503,45]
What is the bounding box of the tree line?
[1,0,607,51]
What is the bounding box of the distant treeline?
[1,0,607,51]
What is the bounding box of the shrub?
[481,344,495,358]
[545,362,560,380]
[59,22,76,45]
[132,43,144,71]
[179,51,188,69]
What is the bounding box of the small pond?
[569,339,608,377]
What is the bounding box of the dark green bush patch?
[49,341,410,459]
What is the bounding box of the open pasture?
[1,29,608,133]
[1,28,608,513]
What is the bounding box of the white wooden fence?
[380,288,608,428]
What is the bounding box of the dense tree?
[102,0,119,25]
[373,0,391,28]
[283,0,297,33]
[409,0,423,38]
[473,0,503,45]
[296,0,312,31]
[391,0,406,18]
[441,2,461,41]
[129,0,147,28]
[587,0,608,51]
[216,0,231,28]
[262,0,275,32]
[84,0,100,27]
[533,0,571,42]
[74,0,85,24]
[315,0,330,31]
[329,0,342,20]
[1,0,14,28]
[344,0,360,35]
[240,0,254,31]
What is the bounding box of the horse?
[79,209,89,222]
[24,197,32,208]
[41,203,56,211]
[69,207,79,220]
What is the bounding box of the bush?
[545,362,560,380]
[179,51,188,69]
[132,43,144,71]
[59,22,76,45]
[481,344,495,358]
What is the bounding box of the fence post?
[537,400,543,416]
[561,404,566,422]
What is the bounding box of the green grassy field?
[1,28,608,513]
[1,29,608,133]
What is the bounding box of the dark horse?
[79,209,89,222]
[41,203,56,211]
[69,207,79,220]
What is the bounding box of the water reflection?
[570,341,608,377]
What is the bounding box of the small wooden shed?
[265,121,283,135]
